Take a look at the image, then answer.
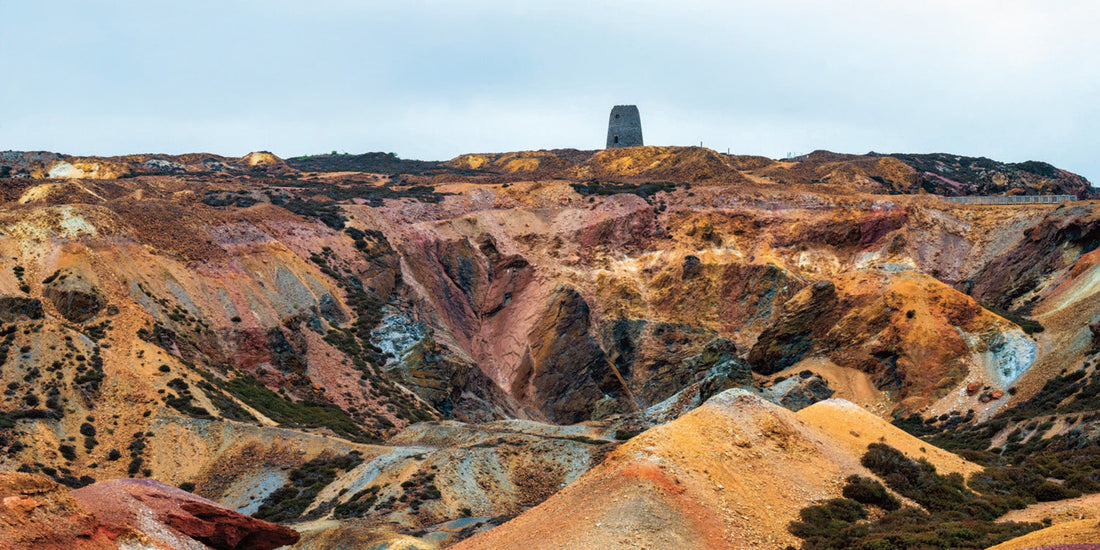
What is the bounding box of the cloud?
[1,1,1096,183]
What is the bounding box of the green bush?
[1033,481,1081,502]
[221,375,369,442]
[791,444,1044,549]
[841,475,900,511]
[255,452,364,522]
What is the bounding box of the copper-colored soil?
[999,493,1100,525]
[987,519,1100,550]
[454,391,979,550]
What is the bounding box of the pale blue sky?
[2,1,1097,183]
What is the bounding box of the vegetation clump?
[221,375,371,442]
[790,444,1041,549]
[333,485,381,519]
[162,377,213,419]
[254,452,364,523]
[571,180,683,200]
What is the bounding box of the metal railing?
[942,194,1077,205]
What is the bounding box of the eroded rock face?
[394,338,517,422]
[748,280,839,375]
[71,478,300,550]
[601,320,748,406]
[748,269,1022,413]
[966,207,1100,311]
[511,285,607,423]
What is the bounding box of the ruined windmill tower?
[606,105,643,148]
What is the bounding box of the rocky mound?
[453,390,979,549]
[749,150,1093,197]
[570,146,751,184]
[447,150,588,178]
[0,151,301,179]
[241,151,283,167]
[73,478,299,550]
[886,152,1094,198]
[286,152,442,174]
[757,151,920,193]
[0,472,297,550]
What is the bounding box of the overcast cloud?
[1,0,1097,183]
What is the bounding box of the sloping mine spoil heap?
[453,390,979,550]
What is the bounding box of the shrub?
[841,475,900,511]
[59,444,77,461]
[787,498,867,546]
[1033,481,1081,502]
[255,452,364,522]
[791,444,1044,549]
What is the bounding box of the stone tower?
[606,105,643,148]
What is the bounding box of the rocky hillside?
[0,146,1098,548]
[8,147,1091,198]
[885,152,1094,198]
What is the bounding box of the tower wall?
[606,105,643,148]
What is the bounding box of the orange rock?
[991,390,1004,400]
[966,383,981,395]
[2,495,38,514]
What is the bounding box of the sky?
[2,0,1098,183]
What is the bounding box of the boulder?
[43,272,104,323]
[72,478,299,550]
[763,373,836,411]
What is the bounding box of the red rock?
[966,382,981,395]
[991,390,1004,400]
[72,478,299,550]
